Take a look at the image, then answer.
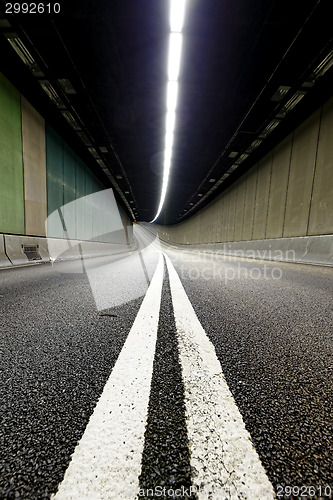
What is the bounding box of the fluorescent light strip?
[170,0,186,31]
[165,131,174,150]
[168,33,183,81]
[167,81,179,112]
[151,0,186,222]
[166,110,176,133]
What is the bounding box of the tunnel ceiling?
[0,0,333,224]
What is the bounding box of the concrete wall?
[45,125,126,244]
[308,99,333,235]
[155,96,333,248]
[21,96,47,236]
[0,72,133,252]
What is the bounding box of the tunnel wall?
[0,73,25,235]
[21,96,48,236]
[0,72,133,266]
[154,96,333,264]
[45,124,125,243]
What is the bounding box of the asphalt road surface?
[1,225,332,499]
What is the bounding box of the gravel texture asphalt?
[139,260,196,499]
[0,251,152,499]
[167,248,333,499]
[1,227,333,499]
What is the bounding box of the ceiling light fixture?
[313,50,333,79]
[259,119,280,138]
[276,91,306,118]
[61,110,81,130]
[151,0,187,223]
[270,85,291,102]
[39,80,65,109]
[246,139,262,153]
[57,78,76,95]
[235,153,249,164]
[88,147,100,159]
[5,33,44,76]
[76,131,92,146]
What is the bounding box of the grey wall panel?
[227,187,237,242]
[214,199,222,242]
[308,97,333,235]
[216,196,224,242]
[242,168,257,240]
[220,192,229,242]
[252,155,272,240]
[266,136,292,239]
[234,179,246,241]
[209,200,218,243]
[284,110,320,237]
[21,97,47,236]
[199,206,210,243]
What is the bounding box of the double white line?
[54,253,275,499]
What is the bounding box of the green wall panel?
[44,122,127,243]
[63,143,76,239]
[63,144,76,205]
[75,158,86,240]
[84,168,93,240]
[0,73,24,234]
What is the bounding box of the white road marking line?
[165,254,275,500]
[53,253,164,500]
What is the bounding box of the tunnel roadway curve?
[0,226,332,499]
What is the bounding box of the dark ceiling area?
[0,0,332,224]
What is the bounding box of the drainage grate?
[22,244,42,261]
